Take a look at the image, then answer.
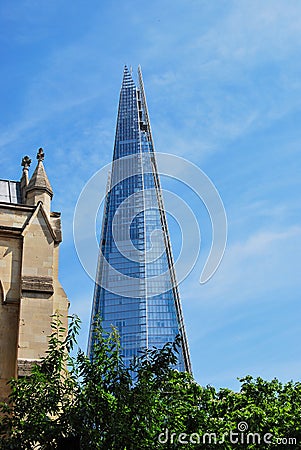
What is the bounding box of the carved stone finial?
[21,156,32,169]
[37,148,45,162]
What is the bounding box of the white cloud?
[137,1,301,155]
[182,225,301,306]
[192,1,301,64]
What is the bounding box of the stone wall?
[0,201,69,401]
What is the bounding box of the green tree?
[1,315,300,449]
[0,314,81,449]
[0,315,199,449]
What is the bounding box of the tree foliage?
[0,315,300,449]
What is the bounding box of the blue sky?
[1,0,301,390]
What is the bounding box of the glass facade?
[88,66,191,372]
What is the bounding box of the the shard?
[88,66,191,372]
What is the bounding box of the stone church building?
[0,149,69,399]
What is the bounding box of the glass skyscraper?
[88,66,191,373]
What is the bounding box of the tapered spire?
[122,65,135,89]
[26,148,53,197]
[88,67,191,373]
[26,148,53,213]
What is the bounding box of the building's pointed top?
[26,148,53,197]
[122,65,135,89]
